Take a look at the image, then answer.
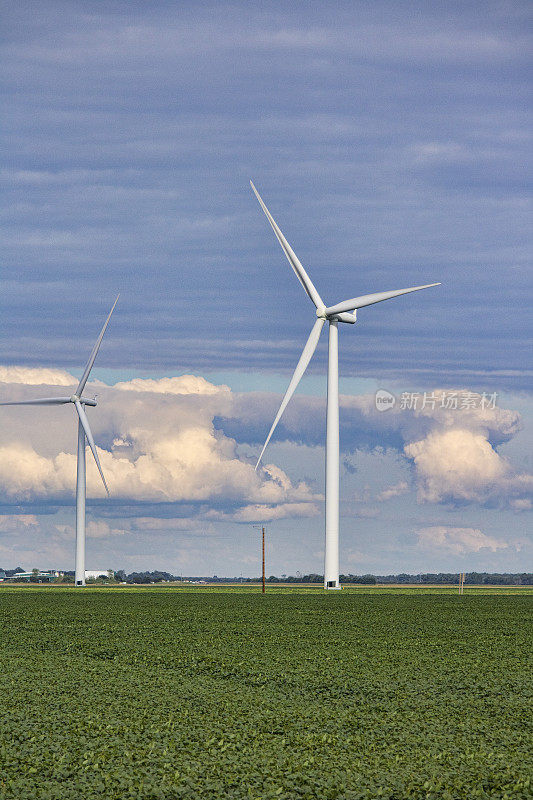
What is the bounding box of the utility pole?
[262,526,265,594]
[253,525,266,593]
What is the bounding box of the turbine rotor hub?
[316,306,327,320]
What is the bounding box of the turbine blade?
[250,181,324,309]
[255,318,325,470]
[74,399,109,496]
[76,295,119,396]
[0,397,72,406]
[324,283,440,316]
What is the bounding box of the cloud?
[206,502,320,523]
[114,375,229,395]
[0,366,76,386]
[230,386,532,510]
[86,520,126,538]
[352,507,379,519]
[376,481,409,502]
[1,1,530,391]
[0,444,73,500]
[0,368,319,520]
[510,498,532,512]
[0,514,39,532]
[0,368,530,519]
[351,390,529,509]
[230,387,522,452]
[405,428,533,508]
[55,520,126,539]
[132,517,213,533]
[416,526,511,555]
[54,515,221,541]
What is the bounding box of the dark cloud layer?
[1,1,531,388]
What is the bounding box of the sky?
[1,0,531,576]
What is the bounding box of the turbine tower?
[1,297,118,586]
[250,181,439,589]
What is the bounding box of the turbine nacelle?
[328,311,357,324]
[69,395,97,407]
[316,306,357,324]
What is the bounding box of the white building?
[5,570,62,581]
[85,569,113,580]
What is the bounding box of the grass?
[2,583,532,594]
[0,588,531,799]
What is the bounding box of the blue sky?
[0,1,531,575]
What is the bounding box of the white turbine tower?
[1,297,119,587]
[250,181,439,589]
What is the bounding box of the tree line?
[250,572,533,585]
[2,567,531,585]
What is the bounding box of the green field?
[0,588,531,799]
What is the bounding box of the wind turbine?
[0,297,119,587]
[250,181,439,590]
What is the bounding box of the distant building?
[9,570,62,582]
[0,569,6,581]
[85,570,113,580]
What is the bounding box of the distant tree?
[5,567,25,577]
[302,574,322,583]
[396,573,411,583]
[125,570,178,584]
[31,568,39,582]
[340,574,376,584]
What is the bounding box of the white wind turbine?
[1,297,118,586]
[250,181,439,589]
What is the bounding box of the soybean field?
[0,588,531,799]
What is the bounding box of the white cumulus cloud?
[0,514,39,532]
[416,526,511,555]
[206,502,320,523]
[333,388,531,510]
[0,367,319,519]
[376,481,409,502]
[55,520,127,539]
[405,428,533,507]
[114,375,229,395]
[0,366,76,386]
[0,368,530,519]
